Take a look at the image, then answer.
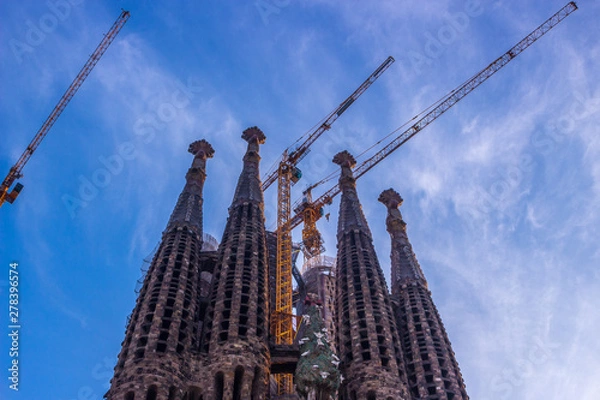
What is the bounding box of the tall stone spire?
[378,188,426,295]
[231,126,266,208]
[167,139,215,233]
[106,139,213,400]
[201,127,271,399]
[380,188,469,400]
[332,151,409,400]
[334,151,371,238]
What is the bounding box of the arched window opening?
[215,372,224,400]
[168,386,177,400]
[146,385,157,400]
[233,366,244,400]
[186,386,203,400]
[251,367,262,400]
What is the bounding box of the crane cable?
[301,63,494,195]
[262,111,332,182]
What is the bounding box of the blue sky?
[1,1,599,399]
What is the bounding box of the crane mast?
[0,10,130,208]
[270,56,394,394]
[291,2,578,255]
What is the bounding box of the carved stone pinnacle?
[188,139,215,159]
[332,150,356,168]
[242,126,266,144]
[378,188,403,210]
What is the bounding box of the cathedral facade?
[106,127,468,400]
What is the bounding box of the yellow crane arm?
[0,10,130,207]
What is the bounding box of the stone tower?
[379,188,469,400]
[106,139,214,400]
[332,151,409,400]
[299,256,337,343]
[106,135,472,399]
[200,127,271,399]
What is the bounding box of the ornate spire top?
[378,188,407,233]
[379,188,426,291]
[332,150,356,168]
[333,150,357,191]
[378,188,403,210]
[232,127,266,207]
[186,139,214,182]
[188,139,215,159]
[166,139,213,234]
[334,150,370,238]
[242,126,266,144]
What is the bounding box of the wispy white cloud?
[2,2,598,399]
[302,4,600,399]
[23,228,89,328]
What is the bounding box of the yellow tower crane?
[0,10,130,208]
[292,2,578,260]
[264,56,395,394]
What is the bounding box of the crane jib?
[336,98,355,116]
[261,54,395,191]
[373,56,395,78]
[0,10,130,207]
[292,1,578,231]
[350,0,578,183]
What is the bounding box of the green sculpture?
[295,298,341,400]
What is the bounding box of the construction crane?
[267,56,395,394]
[0,10,130,208]
[291,2,578,258]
